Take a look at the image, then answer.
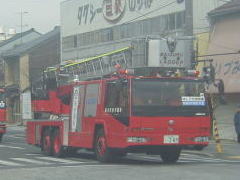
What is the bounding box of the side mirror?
[202,64,215,84]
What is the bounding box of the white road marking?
[180,154,224,161]
[0,145,25,150]
[36,157,84,164]
[11,158,53,165]
[4,135,24,139]
[0,160,22,166]
[129,153,240,164]
[25,154,42,156]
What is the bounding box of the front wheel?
[194,145,206,151]
[94,129,113,162]
[41,129,53,156]
[52,129,66,157]
[160,147,181,164]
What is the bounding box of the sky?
[0,0,63,34]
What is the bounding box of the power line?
[197,51,240,58]
[122,1,177,25]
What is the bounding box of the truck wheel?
[194,145,206,151]
[52,129,65,157]
[94,129,113,162]
[0,133,3,143]
[42,129,53,156]
[160,147,181,164]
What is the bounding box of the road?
[0,126,240,180]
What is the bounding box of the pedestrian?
[234,104,240,143]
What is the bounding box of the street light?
[19,11,28,44]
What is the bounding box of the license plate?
[164,135,179,144]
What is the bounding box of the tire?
[194,145,206,151]
[41,129,53,156]
[0,133,3,143]
[52,129,66,157]
[67,147,78,156]
[94,129,113,162]
[160,147,181,164]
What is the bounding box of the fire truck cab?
[27,69,211,163]
[0,88,7,142]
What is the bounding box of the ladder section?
[45,47,132,83]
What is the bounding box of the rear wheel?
[160,147,181,164]
[0,133,3,143]
[52,129,66,157]
[41,129,53,156]
[94,129,113,162]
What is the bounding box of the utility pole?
[19,11,28,44]
[184,0,194,68]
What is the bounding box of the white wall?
[193,0,226,34]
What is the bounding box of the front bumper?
[108,133,210,149]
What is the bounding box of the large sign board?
[61,0,185,37]
[148,39,191,68]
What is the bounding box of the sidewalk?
[214,102,238,141]
[204,140,240,160]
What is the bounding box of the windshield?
[132,79,208,116]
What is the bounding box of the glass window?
[84,84,99,117]
[168,13,176,30]
[132,79,208,117]
[176,11,185,29]
[74,35,77,48]
[105,80,129,117]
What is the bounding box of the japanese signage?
[148,39,191,68]
[181,93,206,106]
[212,55,240,93]
[71,86,80,132]
[61,0,185,37]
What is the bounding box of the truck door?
[70,85,85,133]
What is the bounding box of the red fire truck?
[0,88,7,142]
[27,64,211,163]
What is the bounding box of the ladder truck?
[0,88,7,142]
[27,40,212,163]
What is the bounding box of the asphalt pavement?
[0,125,240,180]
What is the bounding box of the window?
[132,79,208,117]
[176,11,185,29]
[168,13,176,30]
[120,24,128,39]
[84,84,99,117]
[74,35,77,48]
[105,80,129,117]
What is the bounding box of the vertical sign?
[21,91,32,120]
[71,86,80,132]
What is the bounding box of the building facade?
[205,0,240,140]
[60,0,225,63]
[0,29,41,87]
[2,27,60,123]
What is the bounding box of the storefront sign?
[61,0,185,37]
[148,39,191,68]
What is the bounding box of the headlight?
[194,136,209,142]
